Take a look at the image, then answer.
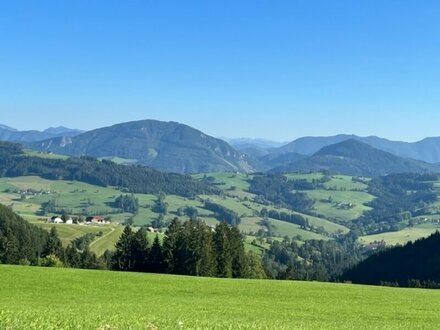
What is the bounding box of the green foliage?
[39,254,64,267]
[356,173,438,234]
[0,141,217,197]
[42,227,64,259]
[112,194,139,214]
[249,174,314,212]
[204,200,241,225]
[343,231,440,288]
[263,234,363,281]
[0,204,49,264]
[112,221,256,278]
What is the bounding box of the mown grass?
[360,222,440,246]
[28,221,114,246]
[306,190,374,222]
[1,265,440,329]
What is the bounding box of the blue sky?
[1,1,440,141]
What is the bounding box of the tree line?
[110,219,265,278]
[341,231,440,288]
[0,203,103,268]
[249,174,314,213]
[0,142,217,197]
[203,201,241,226]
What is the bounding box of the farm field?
[284,173,374,222]
[1,265,440,329]
[359,222,440,246]
[0,175,348,246]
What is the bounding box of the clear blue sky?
[1,1,440,141]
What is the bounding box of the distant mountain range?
[271,134,440,164]
[3,120,440,175]
[0,125,83,143]
[272,139,440,177]
[28,120,257,174]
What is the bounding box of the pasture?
[360,222,440,246]
[1,265,440,329]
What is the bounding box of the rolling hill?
[29,120,257,173]
[271,134,440,164]
[273,139,440,176]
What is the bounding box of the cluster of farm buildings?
[47,215,109,225]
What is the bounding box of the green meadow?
[1,265,440,329]
[0,175,348,248]
[6,172,440,252]
[360,222,440,246]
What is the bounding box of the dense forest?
[0,141,217,197]
[0,203,48,264]
[110,219,265,278]
[249,174,314,213]
[262,233,365,281]
[342,231,440,288]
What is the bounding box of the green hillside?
[28,119,257,173]
[0,175,348,248]
[1,265,440,329]
[276,139,440,176]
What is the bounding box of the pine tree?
[229,226,248,278]
[246,251,266,279]
[112,225,135,271]
[64,244,82,268]
[213,222,233,277]
[133,227,150,272]
[42,227,64,260]
[194,221,216,277]
[162,218,182,273]
[148,235,164,273]
[0,228,20,264]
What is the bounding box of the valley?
[2,165,440,257]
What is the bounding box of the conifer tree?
[162,218,182,273]
[213,222,233,277]
[133,227,150,272]
[148,235,164,273]
[42,227,64,260]
[229,226,248,278]
[194,221,216,277]
[112,225,135,271]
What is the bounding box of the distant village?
[47,215,110,225]
[46,215,159,233]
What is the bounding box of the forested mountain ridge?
[28,120,257,174]
[272,139,440,176]
[271,134,440,164]
[0,141,217,197]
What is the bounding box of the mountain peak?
[29,119,258,174]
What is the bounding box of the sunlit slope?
[1,265,440,329]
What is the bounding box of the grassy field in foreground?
[1,265,440,329]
